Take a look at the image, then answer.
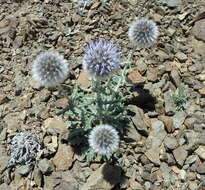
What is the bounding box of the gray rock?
[164,0,182,7]
[170,69,181,87]
[164,90,176,116]
[144,181,151,190]
[142,171,150,181]
[160,162,171,185]
[81,163,121,190]
[192,19,205,42]
[186,171,196,181]
[14,73,28,91]
[131,106,149,136]
[61,170,79,190]
[29,77,42,90]
[164,135,178,150]
[72,161,92,183]
[0,128,7,141]
[55,181,79,190]
[173,111,186,129]
[125,123,142,142]
[33,167,43,187]
[196,162,205,174]
[0,183,10,190]
[16,165,31,176]
[185,155,198,165]
[0,156,9,173]
[178,169,186,181]
[148,119,167,148]
[188,182,198,190]
[167,153,176,165]
[201,175,205,186]
[173,146,188,167]
[184,117,196,129]
[175,52,188,62]
[145,147,160,166]
[182,130,199,151]
[195,146,205,160]
[38,158,54,174]
[44,172,62,190]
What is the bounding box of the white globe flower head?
[88,124,120,155]
[32,51,69,87]
[128,18,159,48]
[9,131,42,166]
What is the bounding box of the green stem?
[92,78,103,124]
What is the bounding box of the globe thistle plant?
[83,39,121,78]
[128,18,159,48]
[32,51,69,87]
[9,131,42,166]
[88,124,119,155]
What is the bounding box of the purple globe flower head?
[88,124,119,155]
[32,51,69,87]
[83,39,121,78]
[128,18,159,48]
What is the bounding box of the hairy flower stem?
[93,79,103,124]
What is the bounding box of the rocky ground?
[0,0,205,189]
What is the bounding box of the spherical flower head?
[9,131,42,166]
[32,51,69,87]
[128,18,159,48]
[88,124,119,155]
[83,39,121,78]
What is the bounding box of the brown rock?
[0,95,9,105]
[135,59,147,74]
[197,74,205,81]
[192,38,205,57]
[77,70,91,88]
[173,147,188,167]
[44,117,68,134]
[128,69,145,84]
[46,136,58,153]
[20,93,33,108]
[55,98,68,108]
[199,88,205,96]
[72,13,81,23]
[147,68,159,82]
[90,1,101,9]
[81,164,121,190]
[129,179,143,190]
[13,172,25,189]
[158,115,174,133]
[4,112,21,132]
[53,144,74,171]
